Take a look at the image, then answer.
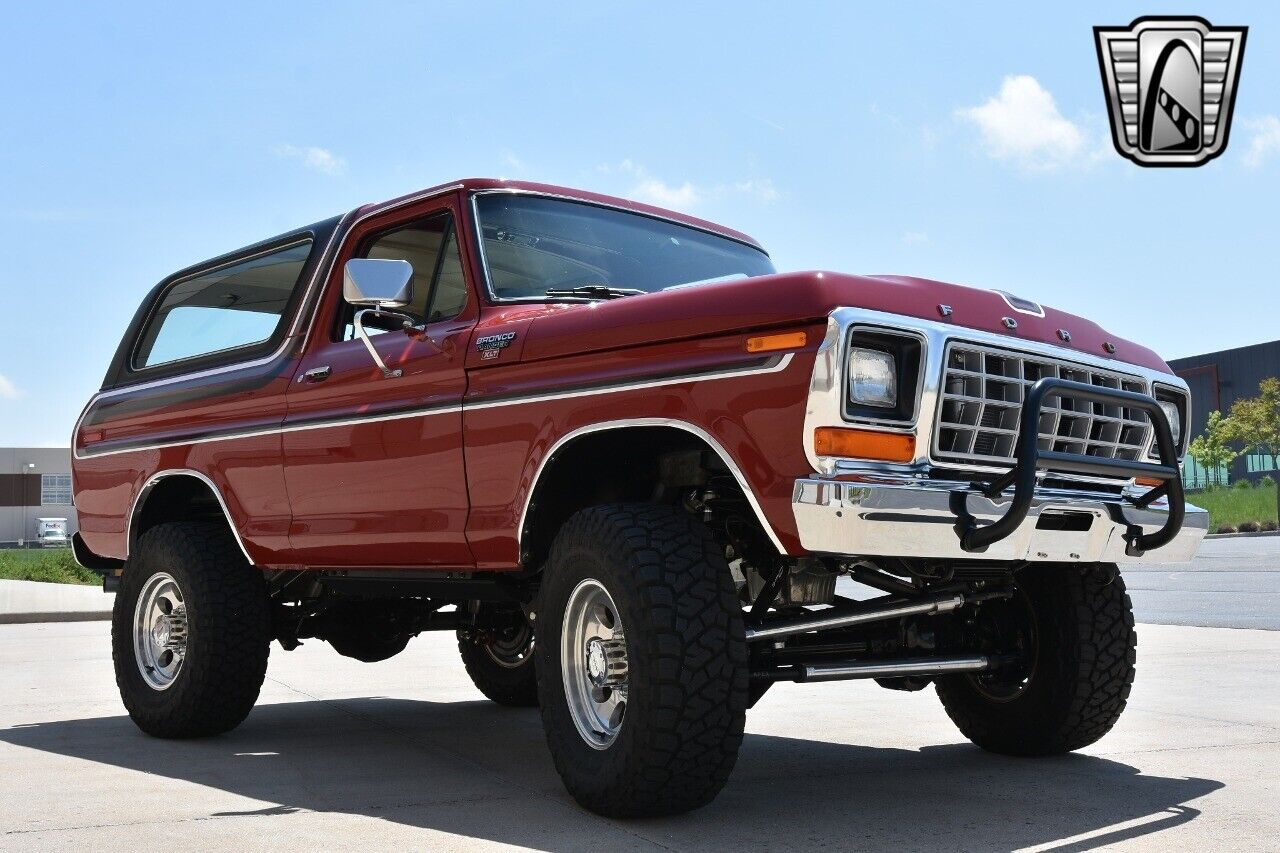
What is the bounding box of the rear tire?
[458,611,538,707]
[535,504,747,817]
[112,521,270,738]
[936,564,1135,756]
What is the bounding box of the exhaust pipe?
[798,655,990,683]
[745,593,966,642]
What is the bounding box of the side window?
[134,240,312,369]
[337,212,468,341]
[431,227,468,321]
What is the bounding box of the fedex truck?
[35,518,68,548]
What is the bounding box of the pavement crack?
[1129,706,1280,732]
[4,807,307,837]
[1095,738,1280,757]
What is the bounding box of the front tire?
[535,504,747,817]
[112,522,270,738]
[936,564,1136,756]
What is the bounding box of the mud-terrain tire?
[458,614,538,707]
[936,564,1135,756]
[112,521,270,738]
[535,504,748,817]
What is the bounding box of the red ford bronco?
[72,178,1205,816]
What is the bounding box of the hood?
[491,271,1170,374]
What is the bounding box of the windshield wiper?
[544,285,646,300]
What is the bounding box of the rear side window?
[134,241,312,369]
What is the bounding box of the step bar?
[754,654,993,684]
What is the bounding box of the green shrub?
[1215,523,1238,534]
[1239,521,1261,533]
[1233,478,1253,489]
[1262,520,1278,532]
[1262,475,1276,488]
[0,549,99,585]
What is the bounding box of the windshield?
[473,194,775,300]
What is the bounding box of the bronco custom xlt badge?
[1095,16,1247,167]
[475,330,517,359]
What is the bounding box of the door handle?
[300,365,331,384]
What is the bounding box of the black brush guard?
[958,378,1185,557]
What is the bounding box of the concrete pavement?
[2,536,1276,849]
[1128,536,1280,630]
[2,619,1277,851]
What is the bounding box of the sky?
[1,1,1277,446]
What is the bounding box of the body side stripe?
[74,354,795,459]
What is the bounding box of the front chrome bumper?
[792,475,1207,563]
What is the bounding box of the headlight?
[848,347,897,408]
[842,330,923,423]
[1150,385,1189,458]
[1158,399,1181,446]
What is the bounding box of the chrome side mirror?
[344,258,414,307]
[343,258,415,379]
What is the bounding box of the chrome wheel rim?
[560,579,629,749]
[133,572,188,691]
[484,620,534,669]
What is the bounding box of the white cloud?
[632,178,702,208]
[609,161,776,209]
[1243,116,1280,168]
[733,179,779,202]
[0,373,22,400]
[274,144,346,176]
[957,75,1086,171]
[615,160,699,207]
[901,231,929,246]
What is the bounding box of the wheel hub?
[482,620,534,669]
[586,638,607,683]
[968,585,1038,702]
[585,636,627,688]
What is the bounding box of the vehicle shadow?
[0,697,1222,851]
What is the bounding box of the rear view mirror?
[343,258,414,307]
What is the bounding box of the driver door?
[281,197,475,567]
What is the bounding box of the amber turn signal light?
[813,427,916,462]
[1134,476,1165,488]
[746,331,807,353]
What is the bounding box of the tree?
[1226,377,1280,521]
[1187,410,1238,488]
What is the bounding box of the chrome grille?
[933,342,1151,469]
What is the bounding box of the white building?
[0,448,77,545]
